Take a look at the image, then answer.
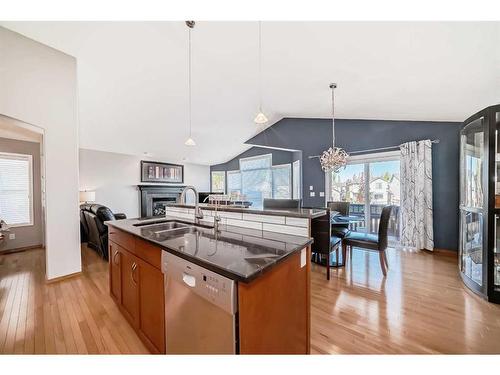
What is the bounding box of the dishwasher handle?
[182,272,196,287]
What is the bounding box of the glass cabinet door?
[460,117,484,209]
[461,211,483,286]
[495,215,500,290]
[460,116,485,288]
[495,111,500,292]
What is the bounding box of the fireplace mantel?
[138,185,185,217]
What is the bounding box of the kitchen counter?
[106,216,313,283]
[166,203,326,219]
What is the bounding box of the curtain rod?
[308,139,440,159]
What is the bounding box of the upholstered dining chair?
[342,205,393,276]
[327,201,351,239]
[310,209,342,280]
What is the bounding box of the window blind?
[0,153,33,226]
[272,164,291,199]
[227,170,241,195]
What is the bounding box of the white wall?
[79,148,210,218]
[0,27,80,280]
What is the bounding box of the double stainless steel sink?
[134,219,212,241]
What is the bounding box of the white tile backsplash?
[285,217,309,228]
[262,223,309,237]
[217,211,243,220]
[242,213,285,225]
[165,208,311,238]
[226,218,262,230]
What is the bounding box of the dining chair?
[263,198,301,210]
[327,201,351,239]
[342,205,393,276]
[310,209,342,280]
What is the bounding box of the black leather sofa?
[80,203,126,260]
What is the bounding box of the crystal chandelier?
[319,83,348,172]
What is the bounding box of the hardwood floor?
[310,248,500,354]
[0,245,148,354]
[1,244,500,354]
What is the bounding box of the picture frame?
[140,161,184,183]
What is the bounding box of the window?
[292,160,301,199]
[326,151,400,242]
[227,170,242,197]
[272,164,291,199]
[0,152,33,226]
[223,154,293,208]
[211,171,226,193]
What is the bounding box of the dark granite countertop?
[166,203,326,219]
[106,216,313,283]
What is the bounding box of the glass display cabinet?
[459,104,500,303]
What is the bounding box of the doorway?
[0,114,46,257]
[326,151,401,243]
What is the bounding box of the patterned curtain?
[400,140,434,251]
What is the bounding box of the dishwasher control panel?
[163,252,237,315]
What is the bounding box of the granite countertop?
[167,203,326,219]
[106,216,313,283]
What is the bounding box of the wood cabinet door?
[109,241,122,304]
[120,249,140,326]
[137,258,165,353]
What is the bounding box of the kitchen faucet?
[180,186,203,220]
[203,194,222,232]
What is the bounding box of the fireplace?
[138,185,185,217]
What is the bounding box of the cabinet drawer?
[133,238,162,270]
[109,229,135,251]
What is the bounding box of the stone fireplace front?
[138,185,185,217]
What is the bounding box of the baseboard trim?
[45,271,82,284]
[0,244,44,255]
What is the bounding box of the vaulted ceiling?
[2,22,499,165]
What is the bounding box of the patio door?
[327,151,401,243]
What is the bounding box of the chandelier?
[319,83,348,172]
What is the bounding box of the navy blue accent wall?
[211,146,295,172]
[240,118,461,250]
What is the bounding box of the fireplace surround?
[138,185,185,217]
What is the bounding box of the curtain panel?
[400,140,434,251]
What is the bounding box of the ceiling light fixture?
[185,21,196,146]
[254,21,268,125]
[319,83,348,172]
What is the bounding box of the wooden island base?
[108,227,311,354]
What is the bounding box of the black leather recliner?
[80,203,126,260]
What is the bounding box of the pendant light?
[254,21,268,125]
[184,21,196,146]
[319,83,349,172]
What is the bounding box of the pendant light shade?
[254,21,268,125]
[319,83,349,173]
[185,21,196,146]
[184,137,196,146]
[254,110,268,125]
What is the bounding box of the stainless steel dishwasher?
[161,251,237,354]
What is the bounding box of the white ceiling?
[2,21,499,165]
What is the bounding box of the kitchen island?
[105,208,317,354]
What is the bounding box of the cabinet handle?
[131,262,138,285]
[113,250,119,265]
